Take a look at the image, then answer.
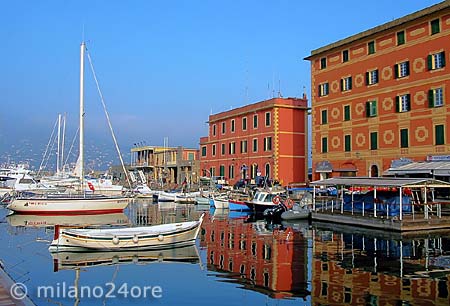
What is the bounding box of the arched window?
[265,163,271,178]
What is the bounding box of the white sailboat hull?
[7,196,129,215]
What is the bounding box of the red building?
[199,97,309,186]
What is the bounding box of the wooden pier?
[0,264,35,306]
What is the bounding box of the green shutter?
[428,90,435,108]
[366,102,370,117]
[428,55,433,70]
[406,62,410,76]
[395,96,400,112]
[349,77,352,90]
[365,72,369,85]
[340,79,343,91]
[370,132,378,150]
[318,85,322,97]
[441,51,446,67]
[435,125,444,145]
[407,94,411,111]
[394,64,399,78]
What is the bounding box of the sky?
[0,0,443,168]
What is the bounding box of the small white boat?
[245,188,286,212]
[212,196,229,209]
[49,213,205,252]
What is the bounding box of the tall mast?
[57,113,61,174]
[79,42,85,182]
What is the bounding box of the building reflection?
[201,214,309,299]
[311,223,450,305]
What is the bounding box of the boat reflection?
[6,212,130,228]
[201,214,309,299]
[311,222,450,305]
[52,244,201,271]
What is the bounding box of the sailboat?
[6,42,130,215]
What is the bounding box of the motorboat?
[245,188,286,212]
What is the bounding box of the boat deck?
[311,210,450,233]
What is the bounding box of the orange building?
[199,97,309,186]
[305,2,450,180]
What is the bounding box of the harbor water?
[1,200,450,305]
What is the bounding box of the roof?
[305,1,450,60]
[310,177,450,188]
[384,161,450,176]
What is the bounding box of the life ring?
[272,195,281,205]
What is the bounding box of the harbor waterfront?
[0,200,449,305]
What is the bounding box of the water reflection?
[201,213,310,300]
[311,222,450,305]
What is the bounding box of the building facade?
[130,145,199,188]
[199,97,309,186]
[305,2,450,180]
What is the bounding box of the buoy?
[132,235,139,244]
[112,236,120,245]
[272,195,281,205]
[157,234,164,242]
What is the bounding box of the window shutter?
[365,102,370,117]
[340,79,343,91]
[318,85,322,97]
[407,94,411,111]
[394,64,399,78]
[349,77,352,90]
[428,90,435,108]
[427,55,433,70]
[441,51,446,67]
[395,96,400,112]
[365,72,369,85]
[406,62,410,76]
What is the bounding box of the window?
[397,31,405,45]
[431,18,440,35]
[264,137,272,151]
[188,153,195,160]
[240,140,248,153]
[242,117,247,131]
[344,105,351,121]
[201,146,207,156]
[341,76,352,91]
[396,94,411,112]
[400,129,409,148]
[321,109,328,124]
[428,52,445,70]
[370,132,378,150]
[429,88,444,107]
[210,167,215,177]
[368,41,375,54]
[229,142,235,154]
[219,165,225,177]
[252,139,258,152]
[318,83,329,97]
[212,144,216,156]
[265,112,271,126]
[366,69,378,85]
[253,114,258,128]
[322,137,328,153]
[320,57,327,69]
[221,122,226,134]
[366,101,377,117]
[395,61,410,78]
[221,143,225,155]
[435,124,445,145]
[229,165,235,179]
[212,124,216,136]
[231,119,235,132]
[344,135,351,152]
[342,50,349,62]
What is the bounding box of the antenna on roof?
[278,79,282,98]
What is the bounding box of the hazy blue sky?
[0,0,442,165]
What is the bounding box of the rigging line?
[37,117,59,175]
[85,49,132,189]
[63,127,79,169]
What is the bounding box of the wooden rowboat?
[49,213,205,252]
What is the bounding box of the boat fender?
[112,236,120,245]
[132,235,139,244]
[132,255,139,263]
[272,195,281,205]
[157,234,164,242]
[112,255,119,264]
